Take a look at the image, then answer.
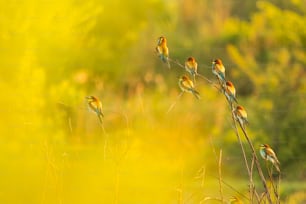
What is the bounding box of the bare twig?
[169,57,185,70]
[250,154,260,201]
[209,135,218,162]
[218,150,224,203]
[195,165,206,187]
[230,105,259,203]
[266,162,280,203]
[277,172,281,203]
[196,73,213,85]
[100,123,109,161]
[238,122,273,204]
[166,91,184,114]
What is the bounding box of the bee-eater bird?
[156,36,170,68]
[86,96,104,124]
[260,144,280,172]
[212,59,226,85]
[178,75,200,99]
[234,105,248,127]
[185,57,198,83]
[224,81,238,103]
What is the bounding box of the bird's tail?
[165,58,171,69]
[98,113,103,124]
[193,74,196,85]
[220,73,226,82]
[233,96,238,103]
[244,118,249,125]
[217,77,226,88]
[237,117,248,129]
[192,90,201,100]
[274,163,280,172]
[160,55,171,68]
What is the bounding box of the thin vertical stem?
[250,154,260,202]
[100,123,108,161]
[218,150,224,203]
[166,92,184,114]
[266,162,280,203]
[231,109,259,203]
[238,123,273,204]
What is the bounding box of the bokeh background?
[0,0,305,203]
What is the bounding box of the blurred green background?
[0,0,305,203]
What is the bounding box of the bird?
[86,96,104,124]
[185,57,198,83]
[212,59,226,85]
[233,105,248,127]
[156,36,170,68]
[178,75,200,99]
[224,81,238,103]
[260,144,280,172]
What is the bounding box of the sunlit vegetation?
[0,0,305,203]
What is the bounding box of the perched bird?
[224,81,238,103]
[178,75,200,99]
[156,36,170,68]
[234,105,248,127]
[185,57,198,83]
[86,96,104,124]
[260,144,280,172]
[212,59,226,85]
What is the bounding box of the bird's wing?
[156,45,161,54]
[98,103,104,117]
[266,148,276,157]
[182,79,194,90]
[88,102,98,111]
[162,45,168,56]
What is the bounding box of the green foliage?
[224,1,306,177]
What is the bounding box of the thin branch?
[277,172,281,204]
[230,105,259,203]
[218,150,224,203]
[217,177,250,201]
[100,122,109,161]
[209,135,218,163]
[266,162,280,203]
[168,57,185,70]
[195,166,249,201]
[195,165,206,187]
[250,154,261,202]
[238,122,273,204]
[166,91,184,114]
[196,73,214,85]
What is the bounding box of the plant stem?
[230,108,259,203]
[218,150,224,203]
[238,123,273,204]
